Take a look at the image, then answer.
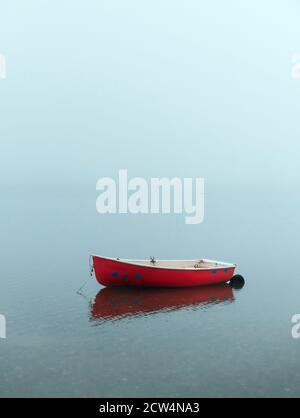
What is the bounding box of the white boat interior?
[94,255,235,270]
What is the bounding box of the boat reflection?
[90,284,235,324]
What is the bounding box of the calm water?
[1,185,300,398]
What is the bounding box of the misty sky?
[1,0,300,188]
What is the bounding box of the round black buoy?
[229,274,245,289]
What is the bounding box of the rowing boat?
[91,255,237,288]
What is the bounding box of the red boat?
[91,255,236,288]
[91,284,234,323]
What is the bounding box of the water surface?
[1,186,299,397]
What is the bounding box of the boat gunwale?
[91,254,236,271]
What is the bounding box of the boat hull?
[92,256,236,288]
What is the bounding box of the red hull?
[92,256,236,288]
[91,285,234,322]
